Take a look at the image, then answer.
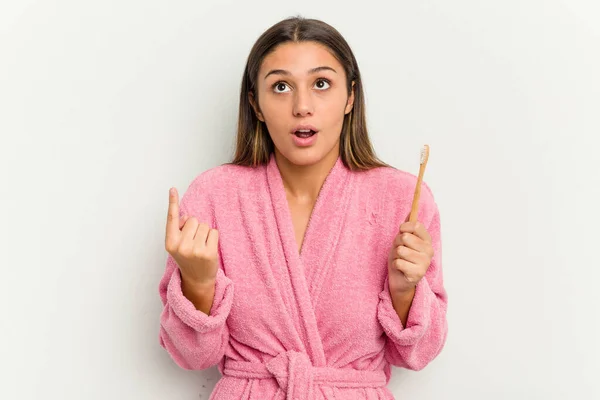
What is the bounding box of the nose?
[292,87,314,117]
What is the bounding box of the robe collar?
[265,152,355,366]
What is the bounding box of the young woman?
[159,16,448,399]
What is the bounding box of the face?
[250,41,355,167]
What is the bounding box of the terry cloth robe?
[159,153,448,399]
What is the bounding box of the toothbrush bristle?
[420,145,429,164]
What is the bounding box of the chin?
[283,151,320,167]
[278,147,336,168]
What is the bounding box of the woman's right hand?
[165,187,220,290]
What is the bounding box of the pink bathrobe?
[159,153,448,399]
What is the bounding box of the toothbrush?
[409,145,430,223]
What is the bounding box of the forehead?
[260,41,344,76]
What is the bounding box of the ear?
[248,91,265,122]
[344,81,355,115]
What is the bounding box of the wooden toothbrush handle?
[409,163,426,223]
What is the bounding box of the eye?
[272,82,291,93]
[271,79,331,93]
[314,79,331,90]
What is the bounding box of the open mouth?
[293,129,318,138]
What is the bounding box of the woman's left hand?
[387,221,434,295]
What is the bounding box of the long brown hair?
[230,16,389,171]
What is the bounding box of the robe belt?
[223,351,387,399]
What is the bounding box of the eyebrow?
[264,66,337,80]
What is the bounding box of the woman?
[159,16,447,399]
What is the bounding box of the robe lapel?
[266,153,355,367]
[297,156,355,306]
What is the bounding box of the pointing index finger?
[166,187,180,238]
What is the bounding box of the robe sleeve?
[158,174,234,370]
[377,186,448,371]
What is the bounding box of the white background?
[1,1,599,399]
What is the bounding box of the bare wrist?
[182,277,216,293]
[392,286,416,300]
[181,276,216,314]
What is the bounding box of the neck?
[274,147,340,202]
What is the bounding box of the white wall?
[1,1,599,398]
